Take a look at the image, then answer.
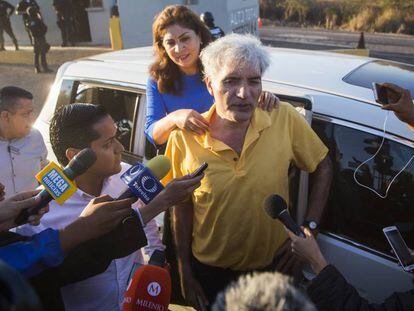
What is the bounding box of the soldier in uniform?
[53,0,73,46]
[16,0,40,46]
[26,6,52,73]
[200,11,225,41]
[0,0,18,51]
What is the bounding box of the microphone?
[117,155,171,203]
[15,148,97,225]
[122,250,171,311]
[263,194,305,238]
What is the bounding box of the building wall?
[118,0,259,49]
[86,0,112,46]
[3,0,258,48]
[227,0,259,35]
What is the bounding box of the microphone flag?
[121,163,164,204]
[35,161,77,205]
[123,250,171,311]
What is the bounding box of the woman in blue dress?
[145,5,278,146]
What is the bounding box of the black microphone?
[263,194,305,238]
[15,148,97,225]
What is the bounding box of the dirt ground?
[0,64,58,116]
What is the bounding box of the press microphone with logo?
[123,250,171,311]
[264,194,306,238]
[117,155,171,203]
[15,148,97,225]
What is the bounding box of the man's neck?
[75,173,106,197]
[209,112,250,155]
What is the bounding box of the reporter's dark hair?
[0,86,33,112]
[50,103,108,166]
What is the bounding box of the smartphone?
[190,162,208,178]
[372,82,389,105]
[383,226,414,272]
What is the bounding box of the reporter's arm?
[0,190,47,231]
[1,196,135,277]
[59,195,135,253]
[0,228,64,277]
[138,174,203,225]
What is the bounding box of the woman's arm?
[145,79,209,145]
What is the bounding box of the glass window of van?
[312,119,414,257]
[56,79,140,162]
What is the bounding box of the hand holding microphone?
[118,155,204,224]
[287,227,328,275]
[15,148,97,225]
[139,173,204,225]
[264,194,306,275]
[0,190,48,231]
[59,195,137,253]
[264,194,305,238]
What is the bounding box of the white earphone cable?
[353,111,414,199]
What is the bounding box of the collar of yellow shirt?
[196,103,272,153]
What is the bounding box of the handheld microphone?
[15,148,97,225]
[263,194,305,238]
[117,155,171,203]
[123,250,171,311]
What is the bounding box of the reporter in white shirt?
[17,103,202,310]
[0,86,48,199]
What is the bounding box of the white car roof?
[59,47,414,143]
[84,46,372,99]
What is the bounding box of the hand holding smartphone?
[189,162,208,178]
[383,226,414,272]
[372,83,402,106]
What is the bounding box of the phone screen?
[190,162,208,178]
[373,83,389,105]
[386,229,414,267]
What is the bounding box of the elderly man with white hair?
[163,34,332,309]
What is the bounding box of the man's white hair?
[200,34,270,80]
[212,272,316,311]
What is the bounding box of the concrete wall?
[227,0,259,35]
[3,0,258,48]
[86,0,112,46]
[118,0,259,49]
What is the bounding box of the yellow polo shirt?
[163,102,328,270]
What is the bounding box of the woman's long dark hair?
[149,5,212,95]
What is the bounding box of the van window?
[312,119,414,256]
[73,83,139,153]
[55,80,140,162]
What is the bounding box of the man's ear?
[0,111,9,121]
[205,76,214,96]
[65,148,81,163]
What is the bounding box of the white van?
[35,46,414,303]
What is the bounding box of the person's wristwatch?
[304,220,318,235]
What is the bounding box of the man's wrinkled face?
[206,61,262,124]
